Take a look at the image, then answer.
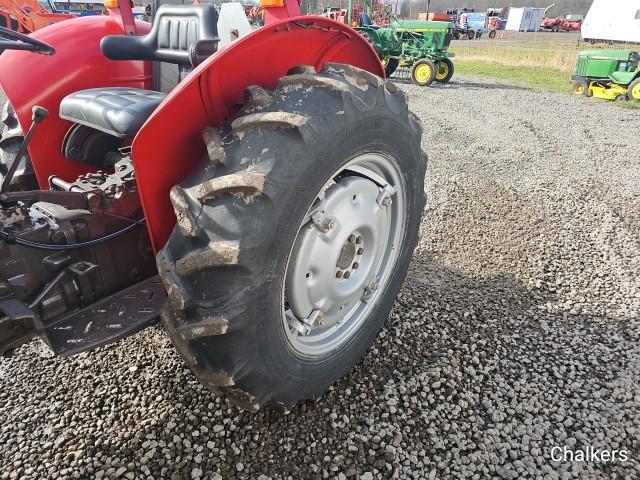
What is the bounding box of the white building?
[582,0,640,43]
[505,7,546,32]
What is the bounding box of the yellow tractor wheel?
[434,58,454,84]
[572,79,591,97]
[627,79,640,101]
[411,59,436,87]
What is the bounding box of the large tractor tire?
[381,57,399,78]
[157,63,426,411]
[0,102,36,191]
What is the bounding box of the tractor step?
[44,276,166,357]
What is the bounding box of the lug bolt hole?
[343,271,351,279]
[355,236,363,245]
[357,247,364,255]
[336,271,343,278]
[352,262,359,269]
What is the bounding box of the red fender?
[132,16,384,251]
[0,16,151,187]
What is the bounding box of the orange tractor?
[0,0,75,33]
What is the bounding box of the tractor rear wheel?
[411,59,436,86]
[381,56,399,77]
[0,102,37,191]
[626,78,640,102]
[435,59,454,83]
[467,30,475,40]
[158,63,426,411]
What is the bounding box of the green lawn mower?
[357,20,455,87]
[571,50,640,102]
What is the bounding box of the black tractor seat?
[59,4,219,139]
[60,88,166,138]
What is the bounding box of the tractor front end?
[571,50,640,102]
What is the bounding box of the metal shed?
[505,7,545,32]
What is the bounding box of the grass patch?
[449,38,640,108]
[454,61,571,93]
[616,101,640,109]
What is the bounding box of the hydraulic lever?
[1,105,48,193]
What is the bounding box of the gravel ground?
[1,75,639,479]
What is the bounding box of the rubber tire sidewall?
[180,107,425,406]
[627,78,640,102]
[435,58,455,84]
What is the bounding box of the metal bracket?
[285,309,323,336]
[376,184,396,207]
[310,211,336,233]
[361,279,381,303]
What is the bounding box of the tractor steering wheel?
[0,26,55,55]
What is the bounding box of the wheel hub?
[283,154,405,356]
[287,177,386,324]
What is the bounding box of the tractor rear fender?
[132,16,384,251]
[0,15,151,187]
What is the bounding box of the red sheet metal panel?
[132,16,383,251]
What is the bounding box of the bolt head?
[352,262,359,269]
[382,197,393,206]
[336,271,343,278]
[343,271,351,279]
[357,248,364,255]
[355,236,363,245]
[324,219,336,231]
[348,234,356,243]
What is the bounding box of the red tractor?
[0,0,425,410]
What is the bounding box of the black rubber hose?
[0,219,145,250]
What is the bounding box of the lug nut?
[348,234,356,243]
[336,271,343,278]
[357,247,364,255]
[382,196,393,206]
[343,271,351,279]
[323,218,336,231]
[355,236,363,245]
[352,262,359,269]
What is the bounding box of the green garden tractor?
[357,20,455,87]
[571,50,640,102]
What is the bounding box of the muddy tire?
[0,102,36,191]
[158,63,426,411]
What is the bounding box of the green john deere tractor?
[571,50,640,102]
[357,20,455,87]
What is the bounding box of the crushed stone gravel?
[1,75,639,479]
